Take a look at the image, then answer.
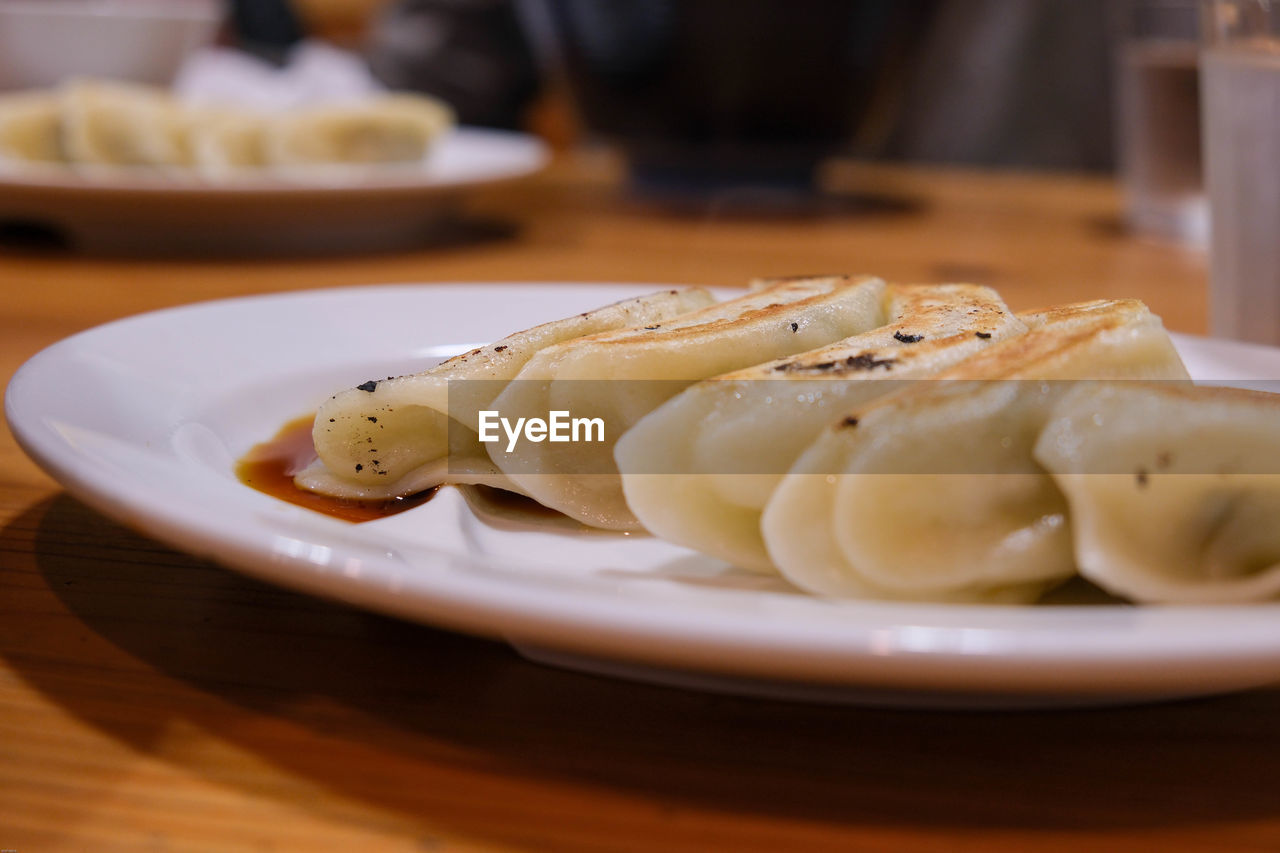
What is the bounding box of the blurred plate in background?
[0,127,548,254]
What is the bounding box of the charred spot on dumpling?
[893,331,924,343]
[356,380,379,392]
[842,416,859,428]
[774,352,897,373]
[975,331,992,339]
[845,353,897,371]
[494,345,508,352]
[355,463,363,472]
[366,416,378,423]
[644,325,661,330]
[790,322,799,332]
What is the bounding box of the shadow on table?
[3,494,1278,844]
[0,213,519,259]
[616,187,927,223]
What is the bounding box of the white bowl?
[0,0,223,90]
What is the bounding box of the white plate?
[8,282,1280,707]
[0,128,548,253]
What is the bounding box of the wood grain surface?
[4,152,1276,853]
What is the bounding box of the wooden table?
[5,153,1276,853]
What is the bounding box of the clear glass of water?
[1115,0,1207,244]
[1202,0,1280,344]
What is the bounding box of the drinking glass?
[1115,0,1206,243]
[1201,0,1280,343]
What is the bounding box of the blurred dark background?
[240,0,1118,173]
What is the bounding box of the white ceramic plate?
[0,128,548,253]
[9,282,1280,707]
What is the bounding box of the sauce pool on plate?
[237,414,434,522]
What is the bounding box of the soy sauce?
[237,415,434,522]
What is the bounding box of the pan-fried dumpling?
[616,283,1025,572]
[263,94,454,166]
[0,91,63,163]
[1036,382,1280,603]
[488,275,889,529]
[761,299,1190,603]
[59,79,191,167]
[294,287,715,501]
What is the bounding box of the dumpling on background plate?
[295,287,715,502]
[263,93,455,167]
[1036,381,1280,603]
[185,107,267,176]
[488,275,889,529]
[0,90,63,164]
[616,283,1025,572]
[59,79,191,167]
[0,83,455,177]
[761,299,1190,603]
